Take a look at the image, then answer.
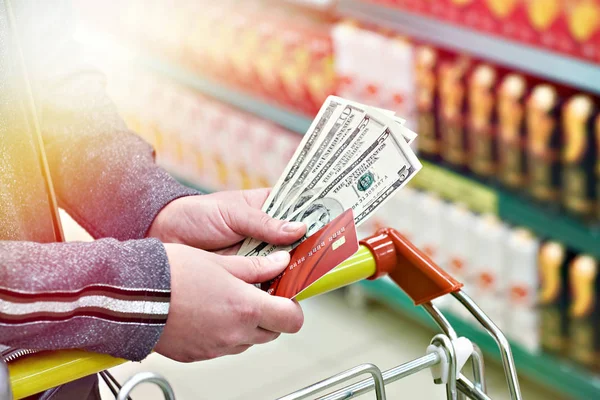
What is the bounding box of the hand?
[155,244,304,362]
[148,189,306,254]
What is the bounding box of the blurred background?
[59,0,600,398]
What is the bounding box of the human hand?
[154,244,303,362]
[147,189,306,254]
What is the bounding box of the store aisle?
[99,292,563,400]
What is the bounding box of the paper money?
[269,103,366,218]
[243,127,421,257]
[237,96,422,258]
[237,98,342,254]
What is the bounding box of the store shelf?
[135,56,313,136]
[337,0,600,95]
[147,55,600,258]
[414,161,600,259]
[359,278,600,400]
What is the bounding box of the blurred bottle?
[443,202,476,316]
[565,0,600,50]
[469,214,509,331]
[467,64,498,180]
[505,228,541,353]
[561,95,597,221]
[438,54,472,173]
[538,241,574,357]
[567,254,599,371]
[415,45,441,162]
[497,74,528,191]
[526,84,562,207]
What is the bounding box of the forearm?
[14,0,198,240]
[0,238,171,361]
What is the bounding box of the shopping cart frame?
[1,228,522,400]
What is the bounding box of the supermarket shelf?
[415,161,600,259]
[359,278,600,400]
[135,56,313,135]
[149,55,600,258]
[337,0,600,95]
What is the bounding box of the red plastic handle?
[360,228,463,305]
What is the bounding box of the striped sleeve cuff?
[0,238,172,361]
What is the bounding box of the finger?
[228,344,253,356]
[257,292,304,334]
[240,188,272,209]
[214,243,242,256]
[248,327,280,345]
[218,252,290,284]
[224,203,306,246]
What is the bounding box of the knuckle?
[247,257,264,279]
[236,301,260,326]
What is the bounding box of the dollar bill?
[236,97,343,255]
[268,103,366,218]
[240,109,418,255]
[277,113,388,220]
[242,127,422,257]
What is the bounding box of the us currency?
[239,110,418,255]
[268,103,367,219]
[276,113,388,220]
[236,97,343,254]
[239,113,416,255]
[275,111,417,223]
[242,126,422,257]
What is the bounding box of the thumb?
[219,251,291,284]
[224,204,306,245]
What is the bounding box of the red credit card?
[263,208,359,299]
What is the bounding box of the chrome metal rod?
[457,375,493,400]
[422,302,458,340]
[453,292,522,400]
[117,372,175,400]
[317,352,441,400]
[470,344,487,393]
[0,361,12,400]
[277,363,387,400]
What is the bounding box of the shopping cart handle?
[360,228,463,305]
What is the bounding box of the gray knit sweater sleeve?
[0,1,198,362]
[0,238,172,362]
[15,0,199,240]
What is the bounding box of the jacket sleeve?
[0,238,171,362]
[14,0,199,241]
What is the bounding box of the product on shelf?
[497,73,528,190]
[368,0,600,64]
[467,63,498,178]
[331,22,416,128]
[438,54,472,172]
[561,95,598,220]
[505,228,541,353]
[469,214,509,331]
[526,84,562,206]
[567,254,599,371]
[538,241,573,357]
[443,202,476,318]
[415,45,440,162]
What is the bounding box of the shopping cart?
[1,228,522,400]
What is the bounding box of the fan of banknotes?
[237,95,422,257]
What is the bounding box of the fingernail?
[282,221,305,233]
[267,251,290,264]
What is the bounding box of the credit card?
[263,208,359,299]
